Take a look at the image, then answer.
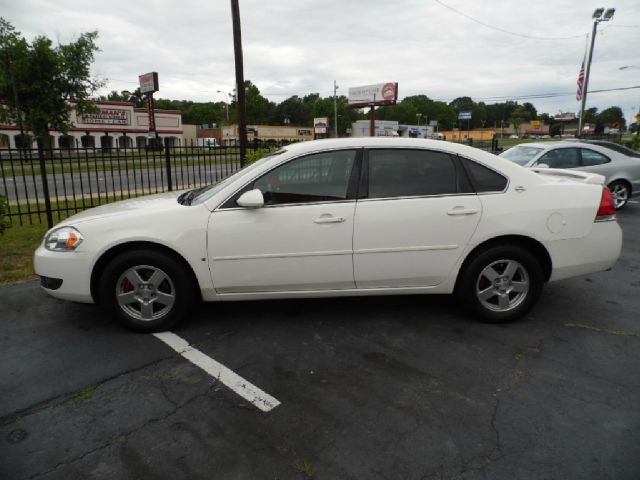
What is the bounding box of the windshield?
[190,150,284,205]
[500,146,543,166]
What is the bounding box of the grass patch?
[0,222,47,285]
[75,386,97,401]
[294,460,314,479]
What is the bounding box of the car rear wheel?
[100,249,197,332]
[457,245,544,323]
[608,181,630,210]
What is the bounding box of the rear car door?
[352,148,483,288]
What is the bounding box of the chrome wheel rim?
[610,184,629,209]
[476,259,529,312]
[116,265,175,322]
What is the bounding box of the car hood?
[60,190,187,226]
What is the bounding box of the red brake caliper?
[123,279,134,293]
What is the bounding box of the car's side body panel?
[208,202,357,293]
[352,195,482,287]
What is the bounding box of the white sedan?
[35,138,622,332]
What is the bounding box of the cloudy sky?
[3,0,640,123]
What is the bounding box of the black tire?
[456,244,544,323]
[608,180,630,210]
[99,249,198,332]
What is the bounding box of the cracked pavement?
[1,205,640,479]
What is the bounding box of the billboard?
[82,107,130,125]
[314,117,329,134]
[458,110,472,120]
[348,83,398,107]
[139,72,159,94]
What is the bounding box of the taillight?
[595,187,616,222]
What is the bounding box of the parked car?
[500,141,640,209]
[197,137,220,148]
[35,138,622,332]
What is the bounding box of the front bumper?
[34,244,95,303]
[545,220,623,282]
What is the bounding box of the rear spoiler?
[530,168,605,185]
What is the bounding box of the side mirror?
[536,163,550,169]
[236,189,264,208]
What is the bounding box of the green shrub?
[623,136,640,152]
[0,196,10,235]
[245,147,277,166]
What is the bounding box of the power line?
[433,0,588,41]
[472,85,640,102]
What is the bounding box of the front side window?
[580,149,611,166]
[367,149,458,199]
[253,150,357,205]
[537,148,579,169]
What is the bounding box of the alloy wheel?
[475,259,530,312]
[115,265,176,321]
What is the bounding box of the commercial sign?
[314,117,329,134]
[531,120,541,126]
[139,72,159,94]
[458,110,473,120]
[82,108,130,125]
[348,83,398,107]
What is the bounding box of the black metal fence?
[0,141,255,227]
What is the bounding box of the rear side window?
[367,149,458,199]
[580,149,611,166]
[460,157,508,193]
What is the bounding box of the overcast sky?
[3,0,640,123]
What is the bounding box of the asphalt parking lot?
[2,204,639,480]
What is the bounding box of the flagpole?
[578,22,598,137]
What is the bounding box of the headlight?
[44,227,84,251]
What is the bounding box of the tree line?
[101,86,631,136]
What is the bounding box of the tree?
[0,18,101,149]
[597,106,626,130]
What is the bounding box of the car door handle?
[447,207,479,216]
[314,215,346,224]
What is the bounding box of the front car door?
[208,149,360,293]
[353,148,484,288]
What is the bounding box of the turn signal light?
[595,187,616,222]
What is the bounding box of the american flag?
[576,57,585,102]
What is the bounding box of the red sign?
[82,108,129,125]
[139,72,159,94]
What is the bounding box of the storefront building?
[0,101,183,149]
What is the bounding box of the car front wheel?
[456,245,544,323]
[100,249,197,332]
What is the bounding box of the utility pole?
[230,0,247,166]
[333,80,339,138]
[578,8,615,136]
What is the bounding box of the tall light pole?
[216,90,231,124]
[578,7,615,136]
[333,80,339,138]
[230,0,247,166]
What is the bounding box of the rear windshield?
[500,146,543,166]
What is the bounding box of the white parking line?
[629,200,639,204]
[153,331,281,412]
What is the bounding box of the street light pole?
[578,8,615,136]
[333,80,339,138]
[216,90,230,124]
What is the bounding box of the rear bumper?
[545,221,622,282]
[34,245,95,303]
